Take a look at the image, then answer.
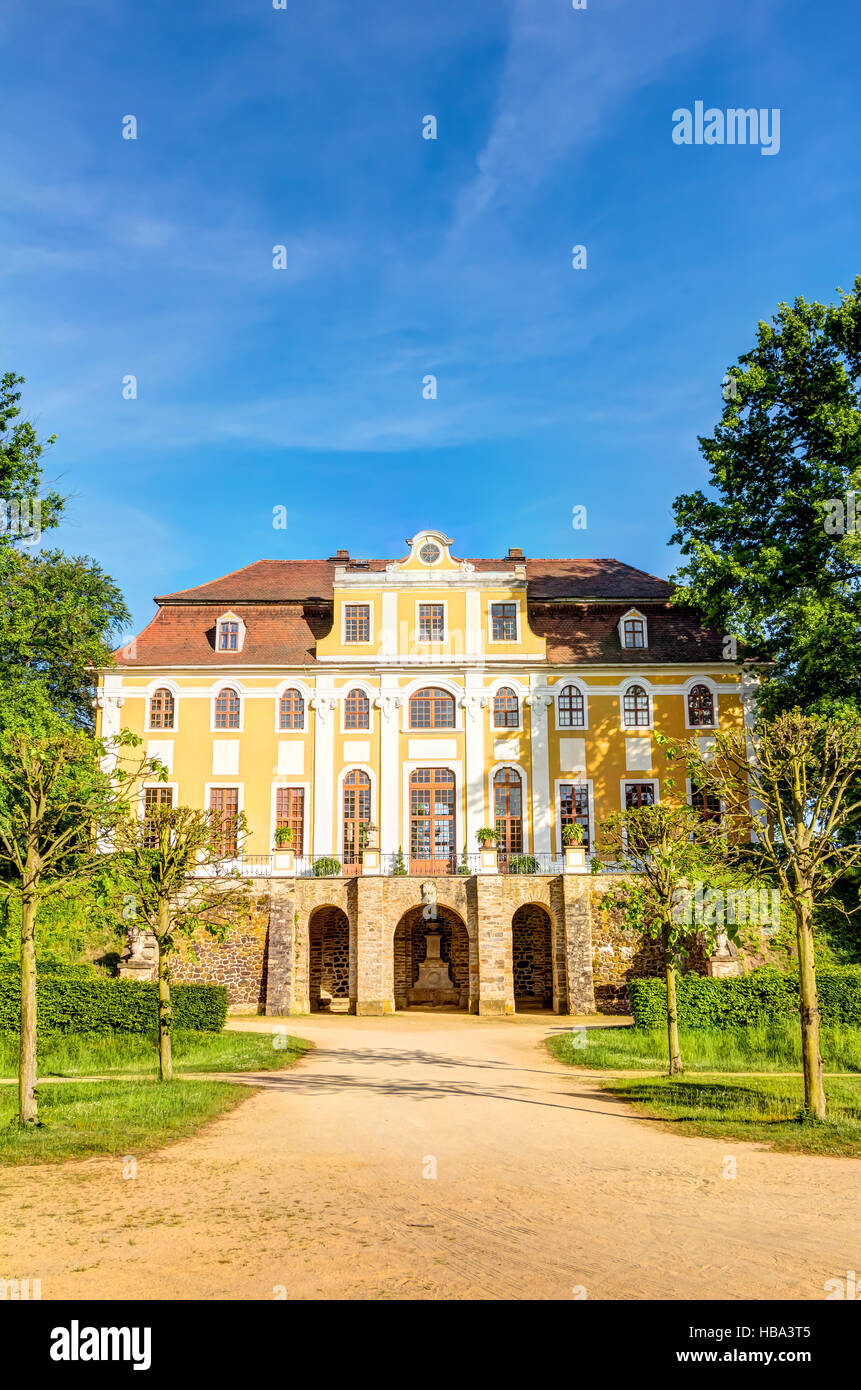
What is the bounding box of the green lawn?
[547,1022,861,1073]
[0,1079,255,1165]
[0,1028,310,1078]
[598,1074,861,1157]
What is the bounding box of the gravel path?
[1,1013,857,1300]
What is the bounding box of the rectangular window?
[143,786,173,849]
[275,787,304,854]
[418,603,445,642]
[219,621,239,651]
[344,604,370,643]
[624,782,656,810]
[491,602,518,641]
[623,618,645,649]
[209,787,239,856]
[560,783,591,852]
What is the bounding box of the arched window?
[344,688,370,730]
[279,687,304,730]
[494,767,523,861]
[409,768,456,872]
[687,684,715,728]
[409,686,455,730]
[558,685,585,728]
[149,687,175,730]
[493,686,519,729]
[622,684,650,727]
[214,686,240,729]
[343,769,372,873]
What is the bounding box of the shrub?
[312,856,341,877]
[0,966,227,1034]
[627,965,861,1029]
[507,854,539,875]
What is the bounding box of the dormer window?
[619,609,648,650]
[216,611,246,653]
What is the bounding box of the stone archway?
[393,905,471,1010]
[308,905,352,1011]
[512,904,553,1011]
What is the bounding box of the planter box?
[563,845,586,874]
[479,846,499,874]
[273,848,295,875]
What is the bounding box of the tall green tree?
[0,371,129,729]
[670,279,861,717]
[113,805,251,1081]
[0,370,64,543]
[0,720,158,1125]
[683,711,861,1121]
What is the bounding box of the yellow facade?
[97,529,745,870]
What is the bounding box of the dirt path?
[1,1013,857,1300]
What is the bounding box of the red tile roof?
[113,557,712,668]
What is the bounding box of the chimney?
[328,548,350,562]
[507,546,524,559]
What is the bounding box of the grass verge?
[546,1022,861,1073]
[0,1079,254,1165]
[0,1029,309,1078]
[596,1074,861,1157]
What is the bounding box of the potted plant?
[562,822,587,872]
[390,846,408,877]
[456,845,471,876]
[476,827,499,873]
[273,824,295,874]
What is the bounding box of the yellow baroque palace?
[97,528,746,876]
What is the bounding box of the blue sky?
[2,0,859,636]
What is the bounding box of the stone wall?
[169,891,270,1013]
[589,882,709,1014]
[121,870,722,1018]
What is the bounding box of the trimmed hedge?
[0,966,227,1034]
[627,966,861,1029]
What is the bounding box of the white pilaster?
[461,682,488,851]
[310,683,338,856]
[526,687,553,855]
[375,685,403,854]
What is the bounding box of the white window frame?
[414,598,448,645]
[619,678,653,731]
[269,780,311,855]
[401,677,462,732]
[553,678,590,732]
[683,676,720,731]
[487,599,521,645]
[341,600,374,646]
[274,678,311,733]
[401,760,463,862]
[337,764,378,862]
[554,777,594,856]
[215,610,247,654]
[488,761,531,851]
[210,679,245,733]
[138,782,178,817]
[489,680,524,733]
[620,778,660,811]
[339,681,376,735]
[144,679,180,734]
[618,607,648,651]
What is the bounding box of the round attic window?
[419,541,441,564]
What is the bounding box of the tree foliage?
[670,279,861,717]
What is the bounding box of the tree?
[113,805,252,1081]
[0,548,130,728]
[683,710,861,1120]
[0,370,64,545]
[599,800,730,1075]
[670,279,861,718]
[0,719,157,1125]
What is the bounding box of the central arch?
[393,905,472,1010]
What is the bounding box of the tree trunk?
[665,949,684,1077]
[18,892,39,1125]
[796,891,826,1120]
[156,912,173,1083]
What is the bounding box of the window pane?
[491,603,517,641]
[344,604,370,642]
